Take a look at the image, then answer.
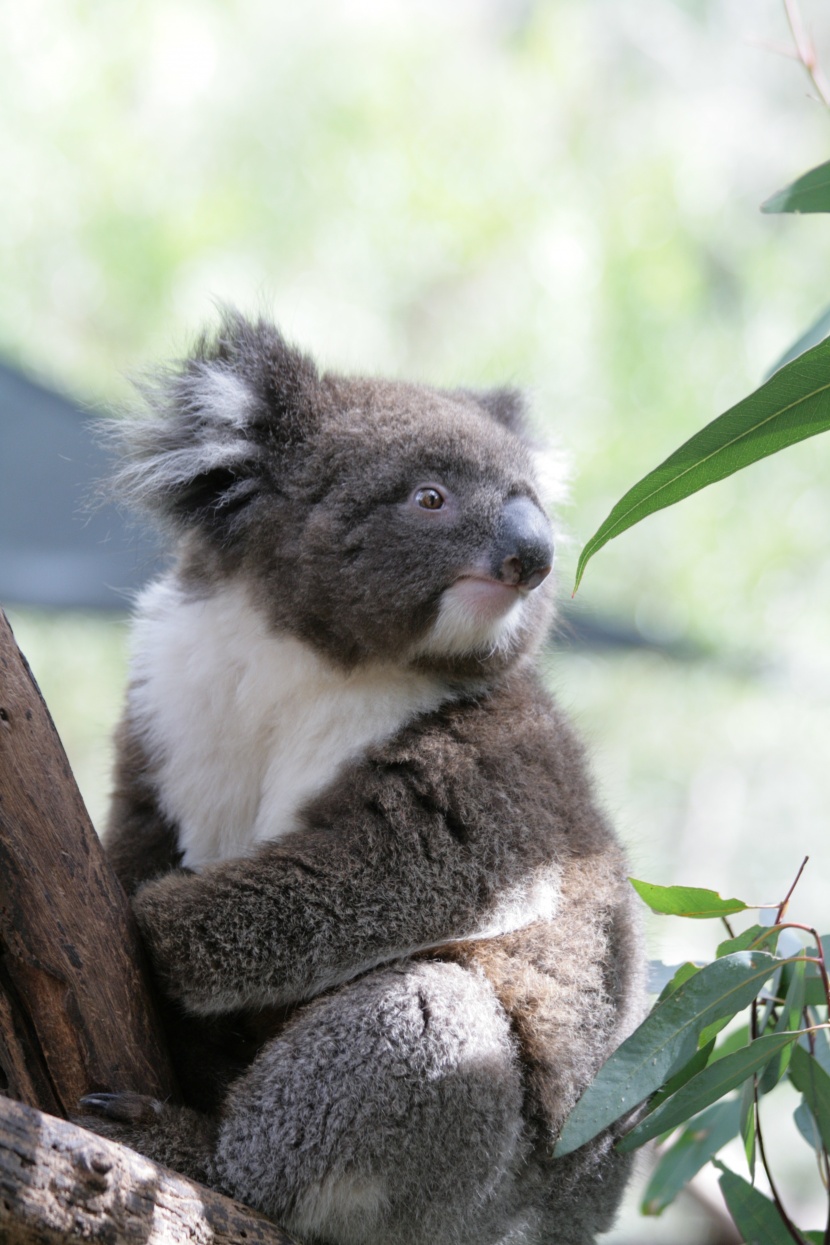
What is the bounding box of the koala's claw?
[79,1091,163,1125]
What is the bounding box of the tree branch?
[0,1094,292,1245]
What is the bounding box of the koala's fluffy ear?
[111,312,318,540]
[457,387,527,437]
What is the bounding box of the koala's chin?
[417,576,529,661]
[92,311,645,1245]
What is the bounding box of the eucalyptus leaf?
[641,1100,741,1216]
[654,961,701,1003]
[807,1025,830,1078]
[739,1074,756,1179]
[630,879,748,920]
[573,337,830,593]
[617,1029,801,1152]
[762,160,830,214]
[794,1099,822,1151]
[710,1024,751,1062]
[789,1044,830,1152]
[647,1039,715,1112]
[698,1013,736,1050]
[804,979,828,1008]
[804,936,830,1009]
[554,951,778,1157]
[717,925,779,958]
[717,1164,804,1245]
[759,958,805,1093]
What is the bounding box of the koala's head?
[116,313,560,682]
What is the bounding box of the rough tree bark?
[0,607,175,1114]
[0,1095,291,1245]
[0,608,295,1244]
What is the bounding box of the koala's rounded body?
[92,315,644,1245]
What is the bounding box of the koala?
[82,312,644,1245]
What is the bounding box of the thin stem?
[722,915,737,940]
[783,0,830,108]
[777,856,809,923]
[756,1091,811,1244]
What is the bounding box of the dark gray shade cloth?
[0,361,163,610]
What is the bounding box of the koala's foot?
[75,1092,220,1189]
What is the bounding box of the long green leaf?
[717,1164,805,1245]
[553,951,777,1157]
[762,160,830,214]
[739,1074,756,1179]
[717,926,779,958]
[794,1098,821,1151]
[641,1099,741,1216]
[804,936,830,1012]
[631,879,748,920]
[808,1024,830,1077]
[652,960,700,1002]
[647,1039,716,1112]
[573,336,830,593]
[759,958,805,1093]
[710,1024,751,1062]
[617,1029,801,1152]
[789,1044,830,1152]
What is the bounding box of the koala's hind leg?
[216,959,528,1245]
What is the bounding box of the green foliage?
[716,1164,804,1245]
[617,1030,803,1152]
[573,336,830,593]
[556,867,830,1240]
[762,160,830,214]
[566,77,830,1236]
[641,1100,741,1216]
[630,879,749,920]
[553,949,779,1157]
[790,1044,830,1152]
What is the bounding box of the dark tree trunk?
[0,608,301,1244]
[0,608,176,1115]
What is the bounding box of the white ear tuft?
[188,364,256,430]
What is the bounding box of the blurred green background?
[3,0,830,1238]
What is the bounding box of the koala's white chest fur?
[129,577,451,871]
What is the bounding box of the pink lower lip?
[452,575,521,618]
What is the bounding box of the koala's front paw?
[132,871,202,1008]
[73,1091,166,1154]
[79,1090,163,1125]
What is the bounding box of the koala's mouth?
[451,575,525,621]
[414,572,534,661]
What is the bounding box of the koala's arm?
[130,757,512,1016]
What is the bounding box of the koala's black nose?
[492,497,554,590]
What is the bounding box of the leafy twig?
[776,856,809,923]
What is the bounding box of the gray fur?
[88,313,645,1244]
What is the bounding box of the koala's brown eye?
[415,487,444,511]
